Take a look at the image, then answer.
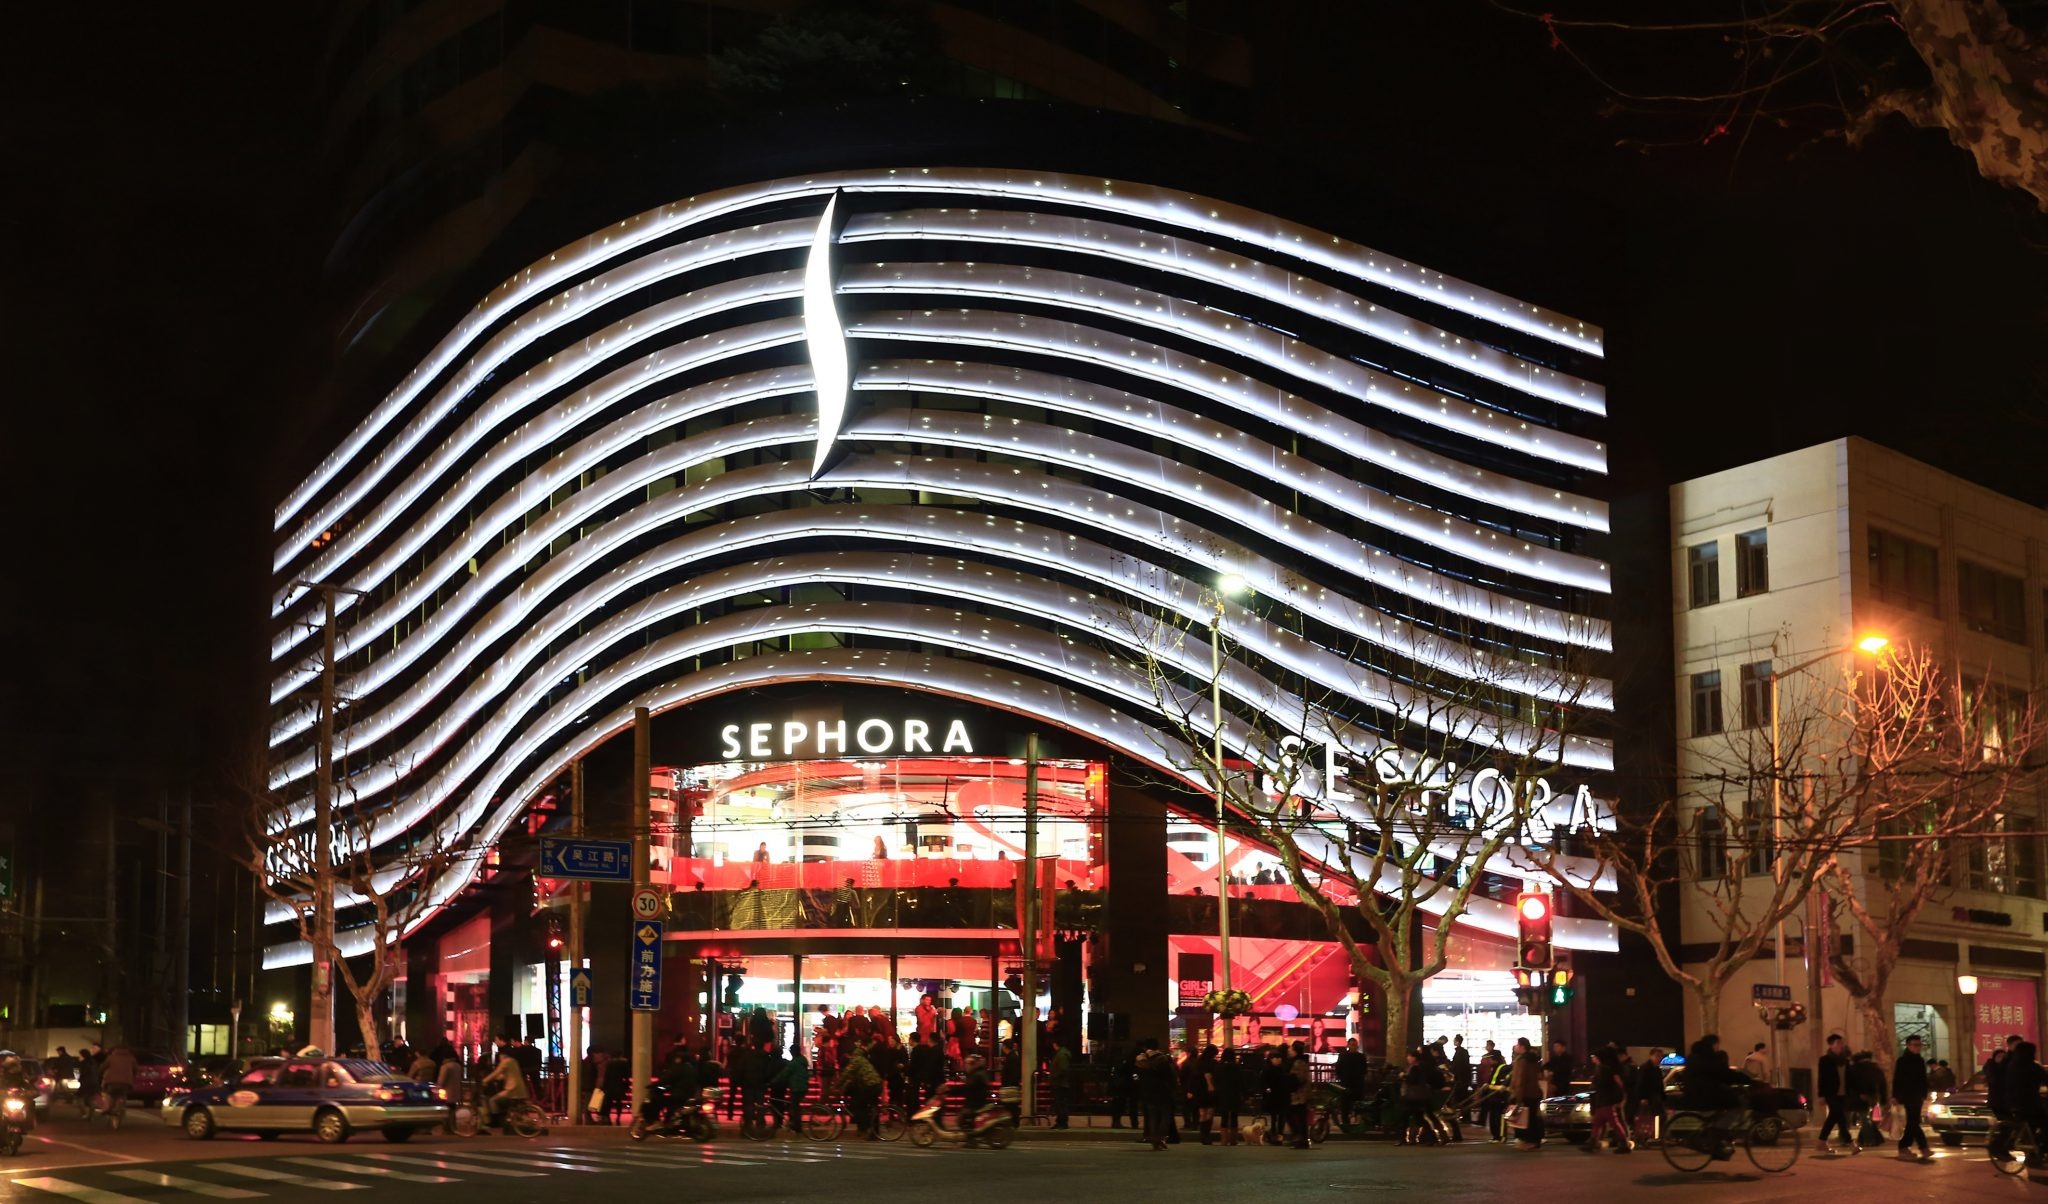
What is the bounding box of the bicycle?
[1659,1108,1801,1174]
[452,1085,548,1139]
[1990,1118,2040,1176]
[804,1095,907,1142]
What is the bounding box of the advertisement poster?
[1973,976,2039,1059]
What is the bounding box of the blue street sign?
[570,967,593,1009]
[1752,983,1794,1003]
[629,919,664,1012]
[539,837,633,881]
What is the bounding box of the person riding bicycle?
[1998,1040,2048,1162]
[836,1040,884,1140]
[44,1048,76,1105]
[100,1045,137,1128]
[768,1043,809,1133]
[1681,1034,1749,1157]
[480,1045,531,1133]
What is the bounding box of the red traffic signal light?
[1516,891,1554,970]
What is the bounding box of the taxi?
[163,1056,446,1143]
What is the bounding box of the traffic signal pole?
[630,708,652,1127]
[1020,733,1039,1121]
[567,760,586,1125]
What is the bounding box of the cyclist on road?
[481,1044,530,1133]
[2001,1042,2047,1148]
[1680,1034,1747,1158]
[100,1045,137,1129]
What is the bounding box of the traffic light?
[1516,891,1554,970]
[1547,968,1575,1008]
[722,969,744,1008]
[543,915,565,952]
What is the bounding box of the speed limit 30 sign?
[631,886,663,920]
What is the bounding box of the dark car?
[1926,1075,1997,1146]
[1540,1079,1595,1140]
[129,1051,182,1104]
[163,1056,446,1143]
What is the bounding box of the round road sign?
[631,886,662,920]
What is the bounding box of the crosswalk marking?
[107,1171,265,1199]
[278,1157,453,1185]
[540,1147,782,1167]
[6,1136,967,1204]
[358,1153,544,1177]
[8,1178,153,1204]
[450,1150,620,1172]
[197,1163,367,1191]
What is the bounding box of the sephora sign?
[717,714,977,760]
[1263,735,1615,851]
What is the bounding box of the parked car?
[1925,1075,1997,1146]
[163,1056,446,1143]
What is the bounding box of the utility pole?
[292,580,364,1055]
[174,790,191,1060]
[1020,733,1039,1121]
[630,707,653,1125]
[567,760,586,1125]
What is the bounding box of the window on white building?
[1735,529,1769,597]
[1739,661,1773,730]
[1868,527,1940,616]
[1690,670,1724,738]
[1740,809,1777,877]
[1965,807,2042,899]
[1959,560,2026,644]
[1687,541,1720,608]
[1694,809,1728,881]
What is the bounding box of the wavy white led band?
[276,169,1603,549]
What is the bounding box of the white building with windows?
[1671,436,2048,1084]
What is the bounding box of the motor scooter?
[1,1087,36,1157]
[629,1083,719,1142]
[908,1094,1013,1149]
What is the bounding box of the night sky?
[3,1,2042,825]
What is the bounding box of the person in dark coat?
[1893,1034,1931,1159]
[1135,1042,1180,1151]
[1582,1046,1632,1153]
[1847,1051,1887,1149]
[1260,1047,1293,1145]
[1632,1047,1668,1143]
[1816,1033,1855,1154]
[1333,1038,1370,1128]
[1998,1041,2047,1156]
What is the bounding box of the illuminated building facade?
[265,166,1617,1061]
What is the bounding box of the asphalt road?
[0,1114,2038,1204]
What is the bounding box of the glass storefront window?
[659,755,1105,929]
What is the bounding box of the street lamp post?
[1210,573,1250,1040]
[1767,633,1888,1086]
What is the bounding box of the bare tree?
[1490,1,2048,210]
[1529,638,2024,1036]
[235,762,468,1063]
[1116,593,1608,1054]
[1822,648,2048,1066]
